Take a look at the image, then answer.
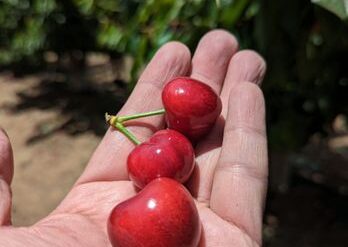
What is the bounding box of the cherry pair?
[106,77,222,247]
[106,77,222,188]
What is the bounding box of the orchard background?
[0,0,348,246]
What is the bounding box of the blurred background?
[0,0,347,246]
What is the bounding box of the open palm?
[0,30,267,247]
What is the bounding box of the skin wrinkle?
[212,166,266,243]
[230,86,265,124]
[219,84,268,182]
[221,129,267,175]
[215,161,268,182]
[239,219,259,247]
[0,226,60,247]
[55,181,137,234]
[34,214,110,247]
[69,194,113,219]
[223,198,262,247]
[197,207,259,247]
[210,183,262,247]
[224,124,267,139]
[27,227,61,247]
[229,51,266,86]
[193,149,221,204]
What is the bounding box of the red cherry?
[108,178,201,247]
[127,129,195,188]
[162,77,222,142]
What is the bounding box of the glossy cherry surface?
[127,129,195,188]
[162,77,222,142]
[108,178,201,247]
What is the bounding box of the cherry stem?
[105,113,141,145]
[115,122,141,145]
[105,109,166,145]
[117,108,165,123]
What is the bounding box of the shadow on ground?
[5,68,128,143]
[265,139,348,247]
[265,176,348,247]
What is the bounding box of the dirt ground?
[0,72,102,225]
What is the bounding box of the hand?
[0,30,267,247]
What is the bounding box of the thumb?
[0,128,14,226]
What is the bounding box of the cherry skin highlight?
[127,129,195,188]
[162,77,222,142]
[108,178,201,247]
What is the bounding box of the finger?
[191,29,238,94]
[210,82,268,244]
[77,42,191,184]
[220,50,266,116]
[190,51,266,204]
[185,30,238,198]
[0,129,14,225]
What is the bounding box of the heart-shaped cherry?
[108,178,201,247]
[127,129,195,188]
[162,77,222,142]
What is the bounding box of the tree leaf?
[312,0,348,20]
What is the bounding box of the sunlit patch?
[147,199,157,209]
[177,88,185,94]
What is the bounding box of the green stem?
[117,108,165,123]
[105,112,141,145]
[114,122,141,145]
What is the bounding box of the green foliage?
[0,0,347,151]
[0,0,51,64]
[312,0,348,21]
[257,0,348,149]
[0,0,96,64]
[72,0,252,83]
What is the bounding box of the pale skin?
[0,30,267,247]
